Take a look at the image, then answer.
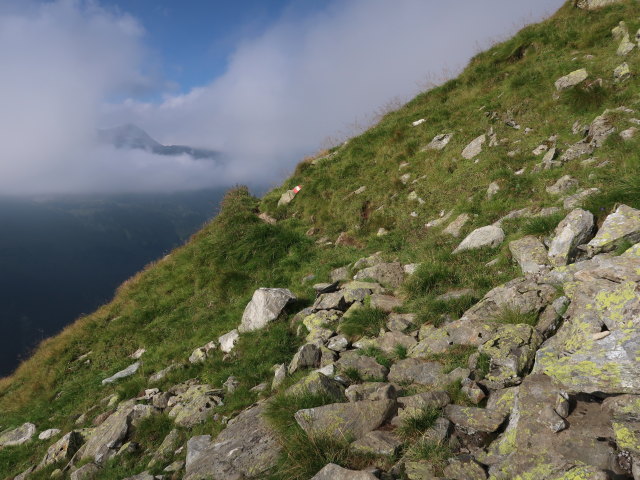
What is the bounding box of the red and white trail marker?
[292,185,302,194]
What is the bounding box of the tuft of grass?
[445,379,473,406]
[397,405,442,440]
[490,308,538,327]
[404,439,451,474]
[394,344,408,360]
[265,391,336,437]
[422,345,477,374]
[520,213,563,236]
[131,414,175,449]
[562,84,608,114]
[339,307,387,338]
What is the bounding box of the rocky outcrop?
[184,404,280,480]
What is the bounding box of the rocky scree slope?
[4,0,640,479]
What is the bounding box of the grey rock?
[444,404,507,434]
[453,225,505,254]
[149,363,179,384]
[38,428,61,440]
[575,0,623,9]
[423,133,453,151]
[546,175,578,195]
[410,325,451,356]
[238,288,296,332]
[614,62,631,82]
[487,181,500,199]
[0,423,36,447]
[336,351,389,380]
[313,291,348,311]
[310,464,378,480]
[289,343,321,374]
[586,204,640,255]
[121,472,154,480]
[560,141,594,162]
[353,262,405,288]
[563,187,600,209]
[70,463,99,480]
[588,109,616,147]
[554,68,588,91]
[396,391,450,420]
[443,457,488,480]
[509,236,549,275]
[548,208,594,266]
[101,362,140,385]
[388,358,445,386]
[277,189,296,206]
[369,294,403,312]
[223,376,240,393]
[345,382,396,402]
[36,431,84,470]
[218,329,239,353]
[286,372,346,401]
[350,430,402,456]
[620,126,638,140]
[443,213,472,237]
[376,331,417,354]
[330,266,351,283]
[327,335,350,352]
[148,429,181,468]
[462,135,486,159]
[184,404,280,480]
[386,313,417,332]
[168,384,224,427]
[295,399,396,439]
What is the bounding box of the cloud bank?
[0,0,564,194]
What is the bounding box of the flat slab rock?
[238,288,296,332]
[444,404,507,434]
[0,422,36,447]
[101,361,140,385]
[295,399,396,439]
[311,464,378,480]
[185,403,281,480]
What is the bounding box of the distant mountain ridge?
[98,124,220,160]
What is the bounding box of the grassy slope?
[2,1,640,477]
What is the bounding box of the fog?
[0,0,565,194]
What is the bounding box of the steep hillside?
[2,1,640,479]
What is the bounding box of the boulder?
[327,334,350,352]
[453,225,505,254]
[336,351,389,380]
[410,326,451,356]
[37,431,84,470]
[443,213,472,237]
[386,313,417,332]
[286,372,346,401]
[79,402,136,463]
[313,291,349,311]
[330,266,351,282]
[369,294,403,312]
[289,343,321,374]
[38,428,61,441]
[168,384,224,427]
[617,34,636,56]
[238,288,296,332]
[121,473,154,480]
[101,362,140,385]
[350,430,403,456]
[376,331,417,354]
[218,329,239,353]
[548,209,594,266]
[310,464,378,480]
[0,423,36,447]
[345,382,396,402]
[620,126,638,140]
[586,204,640,255]
[444,405,507,434]
[184,404,281,480]
[462,134,486,160]
[388,358,445,386]
[443,457,488,480]
[478,324,543,389]
[277,189,296,207]
[508,236,549,275]
[295,399,396,439]
[588,109,617,147]
[546,175,578,195]
[396,391,451,420]
[554,68,588,91]
[353,262,405,288]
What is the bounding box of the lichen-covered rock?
[444,404,507,434]
[586,204,640,255]
[478,324,543,389]
[38,428,60,440]
[350,430,402,456]
[148,429,181,469]
[78,401,136,463]
[443,457,488,480]
[410,325,451,357]
[0,422,36,447]
[388,358,445,386]
[289,343,321,374]
[443,213,472,237]
[36,431,84,470]
[168,384,224,427]
[386,313,416,332]
[353,262,405,288]
[238,288,296,332]
[295,399,395,439]
[535,253,640,394]
[369,294,403,312]
[546,175,578,195]
[310,464,378,480]
[345,382,396,402]
[509,236,549,275]
[184,404,281,480]
[614,62,631,81]
[336,351,389,380]
[462,134,486,159]
[376,331,417,354]
[453,225,504,254]
[286,372,346,401]
[554,68,588,90]
[101,362,140,385]
[548,209,594,266]
[396,391,450,420]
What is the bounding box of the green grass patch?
[397,405,442,440]
[339,307,387,338]
[490,308,538,327]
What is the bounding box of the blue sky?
[0,0,565,193]
[101,0,328,95]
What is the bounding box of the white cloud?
[0,0,565,194]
